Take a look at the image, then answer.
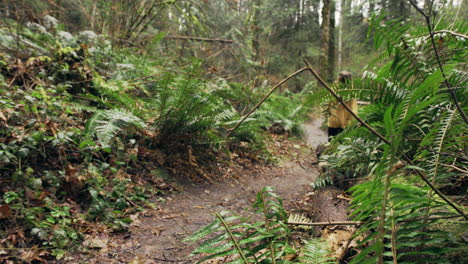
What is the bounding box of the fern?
[84,109,146,147]
[298,239,334,264]
[317,9,467,263]
[185,187,333,264]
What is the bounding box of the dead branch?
[226,67,309,138]
[288,215,464,227]
[433,30,468,40]
[288,221,363,226]
[165,35,234,44]
[441,163,468,174]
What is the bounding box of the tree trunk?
[251,0,262,87]
[328,0,336,82]
[338,0,345,71]
[319,0,331,83]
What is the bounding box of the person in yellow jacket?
[327,71,357,141]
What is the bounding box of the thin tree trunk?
[328,0,336,81]
[319,0,331,82]
[252,0,262,87]
[90,0,97,30]
[338,0,344,71]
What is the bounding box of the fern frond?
[298,239,334,264]
[85,109,146,147]
[186,188,298,263]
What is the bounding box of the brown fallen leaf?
[82,235,109,249]
[20,248,48,263]
[0,204,12,219]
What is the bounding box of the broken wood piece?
[165,35,234,44]
[288,214,464,227]
[288,220,363,226]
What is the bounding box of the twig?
[226,67,309,138]
[441,164,468,174]
[408,0,468,125]
[287,215,463,227]
[288,220,363,226]
[433,30,468,40]
[153,257,194,263]
[165,35,234,44]
[304,59,468,220]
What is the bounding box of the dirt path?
[71,120,327,264]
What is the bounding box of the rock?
[57,31,76,45]
[78,30,98,44]
[43,15,59,31]
[26,22,47,34]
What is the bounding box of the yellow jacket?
[327,99,357,129]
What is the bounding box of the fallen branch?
[433,30,468,40]
[226,67,309,138]
[288,220,363,226]
[165,35,234,44]
[304,59,467,220]
[441,163,468,174]
[287,215,464,227]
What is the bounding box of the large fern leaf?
[85,109,146,147]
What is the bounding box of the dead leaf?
[337,194,351,201]
[0,112,7,128]
[20,248,48,263]
[0,204,12,219]
[82,235,109,249]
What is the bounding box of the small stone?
[78,30,99,44]
[43,15,58,30]
[57,31,75,45]
[26,22,47,34]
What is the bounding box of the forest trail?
[75,120,327,264]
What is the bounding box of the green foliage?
[315,10,467,263]
[147,63,234,139]
[313,136,382,189]
[257,91,311,136]
[85,109,146,148]
[0,12,319,261]
[186,187,332,263]
[298,239,334,264]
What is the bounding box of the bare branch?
[165,35,234,44]
[433,30,468,40]
[226,67,309,138]
[288,215,464,227]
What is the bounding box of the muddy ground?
[67,119,351,264]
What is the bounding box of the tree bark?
[328,0,336,81]
[319,0,332,82]
[338,0,345,71]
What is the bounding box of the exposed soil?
[302,118,327,148]
[67,118,351,264]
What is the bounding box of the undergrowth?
[185,187,334,264]
[0,16,311,262]
[310,12,467,263]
